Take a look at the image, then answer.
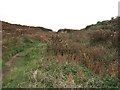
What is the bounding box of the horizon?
[0,0,119,31]
[1,16,117,32]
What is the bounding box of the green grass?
[3,39,119,88]
[3,40,47,88]
[3,37,39,62]
[2,31,119,88]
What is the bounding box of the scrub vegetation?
[2,17,119,88]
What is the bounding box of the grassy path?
[2,40,119,88]
[3,41,46,88]
[5,53,21,67]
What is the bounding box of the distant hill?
[2,21,53,32]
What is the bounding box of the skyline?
[0,0,119,31]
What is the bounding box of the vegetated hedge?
[89,30,118,48]
[46,30,119,79]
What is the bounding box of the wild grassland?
[2,38,119,88]
[2,17,120,88]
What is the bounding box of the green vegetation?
[3,39,119,88]
[3,39,46,88]
[2,17,119,88]
[3,37,38,62]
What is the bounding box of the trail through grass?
[3,40,119,88]
[3,40,47,88]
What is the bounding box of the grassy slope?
[2,17,120,88]
[3,37,119,88]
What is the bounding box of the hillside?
[2,17,120,88]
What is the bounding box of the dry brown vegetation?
[2,17,120,88]
[46,17,119,83]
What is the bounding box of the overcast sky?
[0,0,119,31]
